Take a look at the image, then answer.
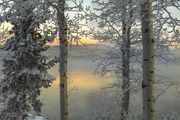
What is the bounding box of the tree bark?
[57,0,68,120]
[121,2,133,120]
[141,0,156,120]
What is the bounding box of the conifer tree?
[0,0,57,119]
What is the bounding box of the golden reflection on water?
[39,62,180,120]
[50,71,105,90]
[40,70,106,120]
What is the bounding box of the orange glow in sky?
[46,38,100,46]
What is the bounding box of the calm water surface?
[0,47,179,119]
[40,56,110,120]
[40,55,180,120]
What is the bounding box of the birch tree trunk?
[57,0,68,120]
[141,0,156,120]
[121,2,133,119]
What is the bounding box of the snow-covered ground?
[26,113,47,120]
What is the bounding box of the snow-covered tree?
[82,0,180,119]
[0,0,57,119]
[82,0,141,119]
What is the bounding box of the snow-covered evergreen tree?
[0,0,57,119]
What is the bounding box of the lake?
[40,46,180,119]
[0,45,180,119]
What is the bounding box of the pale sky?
[0,1,180,45]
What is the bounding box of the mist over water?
[0,46,180,119]
[39,46,180,120]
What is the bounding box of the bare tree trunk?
[57,0,68,120]
[121,18,130,120]
[141,0,156,120]
[121,2,133,120]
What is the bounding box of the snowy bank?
[27,113,47,120]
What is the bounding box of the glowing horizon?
[46,37,100,46]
